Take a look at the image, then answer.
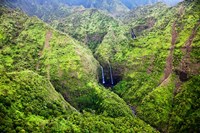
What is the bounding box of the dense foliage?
[0,6,158,132]
[52,9,120,51]
[0,70,157,132]
[111,1,200,132]
[0,0,199,132]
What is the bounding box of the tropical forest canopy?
[0,0,199,132]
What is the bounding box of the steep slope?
[1,0,125,52]
[0,6,159,133]
[0,0,183,19]
[0,0,85,22]
[0,6,96,105]
[0,70,76,132]
[91,0,200,132]
[52,9,120,51]
[0,0,199,132]
[109,1,200,132]
[94,24,130,85]
[94,3,168,84]
[0,0,129,17]
[121,2,167,25]
[0,70,158,132]
[66,0,130,15]
[0,6,134,118]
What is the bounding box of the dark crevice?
[175,69,189,82]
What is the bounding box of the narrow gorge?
[0,0,199,132]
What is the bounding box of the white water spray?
[100,66,105,84]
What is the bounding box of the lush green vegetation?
[0,6,157,132]
[52,9,120,51]
[111,1,200,132]
[0,70,157,133]
[169,75,200,132]
[0,0,200,132]
[0,70,76,132]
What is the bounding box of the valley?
[0,0,200,132]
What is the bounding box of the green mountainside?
[0,0,85,22]
[0,7,157,132]
[0,0,129,18]
[52,9,120,51]
[0,70,157,132]
[0,0,200,132]
[110,1,200,132]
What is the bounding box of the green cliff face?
[111,1,200,132]
[0,7,158,132]
[52,9,120,52]
[0,0,199,132]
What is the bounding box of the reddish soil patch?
[180,22,200,75]
[159,22,178,85]
[160,5,187,85]
[44,31,52,49]
[174,22,200,92]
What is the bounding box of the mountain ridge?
[0,0,183,17]
[0,0,199,132]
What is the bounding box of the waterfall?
[100,66,105,84]
[109,64,114,85]
[131,28,136,39]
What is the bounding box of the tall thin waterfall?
[109,64,114,85]
[100,66,105,84]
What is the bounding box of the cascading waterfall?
[109,64,114,85]
[100,66,105,84]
